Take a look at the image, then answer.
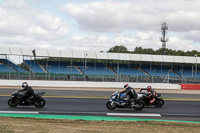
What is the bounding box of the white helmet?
[124,83,129,89]
[22,82,28,88]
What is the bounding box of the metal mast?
[160,22,169,55]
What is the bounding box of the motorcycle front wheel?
[155,98,164,108]
[34,98,46,108]
[106,101,117,110]
[8,99,18,107]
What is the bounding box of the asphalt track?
[0,88,200,122]
[1,88,200,99]
[0,97,200,121]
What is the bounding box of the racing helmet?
[147,86,152,91]
[22,82,28,88]
[124,83,129,89]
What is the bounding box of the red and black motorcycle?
[138,89,164,107]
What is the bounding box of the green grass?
[0,116,200,133]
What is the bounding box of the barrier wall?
[181,84,200,90]
[0,80,180,89]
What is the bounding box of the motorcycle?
[8,90,46,108]
[106,91,145,110]
[138,89,164,107]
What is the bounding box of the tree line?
[108,45,200,57]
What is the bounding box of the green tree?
[109,45,200,56]
[108,45,128,53]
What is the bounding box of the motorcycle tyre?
[106,101,117,110]
[155,98,164,108]
[34,98,46,108]
[8,99,18,108]
[134,101,145,111]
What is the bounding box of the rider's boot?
[130,99,137,107]
[126,99,132,107]
[149,98,155,106]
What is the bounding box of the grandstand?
[0,47,199,84]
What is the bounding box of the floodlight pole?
[160,22,169,55]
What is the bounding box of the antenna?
[160,22,169,55]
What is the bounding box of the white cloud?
[61,0,200,32]
[0,0,69,49]
[66,33,156,52]
[0,0,199,54]
[66,31,198,52]
[183,30,200,43]
[59,0,200,52]
[166,36,200,52]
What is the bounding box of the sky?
[0,0,200,53]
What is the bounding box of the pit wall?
[0,80,181,89]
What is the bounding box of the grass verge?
[0,116,200,133]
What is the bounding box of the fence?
[0,71,199,84]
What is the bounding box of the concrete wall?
[0,80,180,89]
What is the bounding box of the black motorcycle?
[138,89,164,107]
[8,90,46,108]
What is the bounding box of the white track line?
[0,111,39,114]
[107,113,161,117]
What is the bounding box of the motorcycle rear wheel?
[106,101,117,110]
[34,98,46,108]
[134,101,145,111]
[8,99,18,108]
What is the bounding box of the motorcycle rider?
[18,82,35,102]
[120,83,138,105]
[146,86,156,105]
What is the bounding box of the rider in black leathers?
[120,83,138,104]
[19,82,35,102]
